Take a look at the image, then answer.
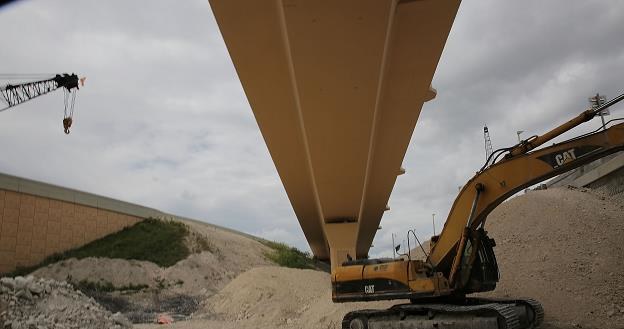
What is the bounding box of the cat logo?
[555,149,576,167]
[364,285,375,294]
[537,145,601,169]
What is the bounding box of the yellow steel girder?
[209,0,461,268]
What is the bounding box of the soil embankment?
[25,218,273,323]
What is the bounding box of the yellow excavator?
[333,93,624,329]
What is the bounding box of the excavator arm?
[432,121,624,279]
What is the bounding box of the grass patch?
[6,218,192,277]
[261,240,316,269]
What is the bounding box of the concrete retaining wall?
[587,165,624,196]
[0,172,166,274]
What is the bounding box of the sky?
[1,0,623,257]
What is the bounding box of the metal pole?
[432,213,436,236]
[391,233,396,259]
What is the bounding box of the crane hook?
[63,117,72,134]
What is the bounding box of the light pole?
[391,233,396,259]
[432,213,436,236]
[516,130,524,143]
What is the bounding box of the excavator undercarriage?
[343,297,543,329]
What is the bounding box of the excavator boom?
[430,120,624,271]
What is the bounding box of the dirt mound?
[29,219,274,324]
[32,219,273,296]
[32,258,160,289]
[196,266,396,329]
[407,239,430,261]
[485,187,624,328]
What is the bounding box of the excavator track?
[473,297,544,328]
[342,297,543,329]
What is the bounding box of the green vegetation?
[6,218,212,277]
[261,240,316,269]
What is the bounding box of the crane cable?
[63,88,77,134]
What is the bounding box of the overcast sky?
[1,0,623,257]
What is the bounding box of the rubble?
[0,276,131,329]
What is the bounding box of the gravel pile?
[485,187,624,329]
[0,276,132,329]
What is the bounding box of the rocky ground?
[0,276,131,329]
[2,187,623,329]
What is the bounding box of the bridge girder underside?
[209,0,460,269]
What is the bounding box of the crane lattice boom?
[0,74,79,111]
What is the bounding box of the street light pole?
[391,233,396,259]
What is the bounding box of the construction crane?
[0,73,83,134]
